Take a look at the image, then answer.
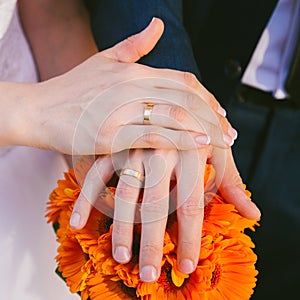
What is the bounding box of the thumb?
[100,17,164,63]
[212,148,261,220]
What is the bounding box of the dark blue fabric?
[87,1,299,299]
[88,0,200,77]
[227,100,300,300]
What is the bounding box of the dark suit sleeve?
[86,0,200,78]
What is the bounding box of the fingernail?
[217,106,227,117]
[223,134,234,146]
[151,17,156,23]
[228,127,238,140]
[179,259,195,274]
[195,135,211,145]
[114,246,130,263]
[140,265,157,282]
[70,212,80,228]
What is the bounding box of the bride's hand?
[9,18,236,154]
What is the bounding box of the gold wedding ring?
[143,103,154,125]
[120,168,144,182]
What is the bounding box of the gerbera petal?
[48,164,258,300]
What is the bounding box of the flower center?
[158,262,183,292]
[211,264,221,288]
[96,217,112,236]
[204,203,212,220]
[118,281,138,299]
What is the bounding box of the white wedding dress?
[0,1,78,299]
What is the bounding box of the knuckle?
[178,197,204,217]
[141,241,163,256]
[222,168,243,189]
[179,240,195,249]
[113,222,132,238]
[178,131,187,148]
[86,162,102,182]
[116,184,138,201]
[73,196,88,212]
[142,198,168,221]
[124,36,135,46]
[185,93,200,111]
[206,93,219,110]
[169,105,187,123]
[232,176,244,188]
[124,36,144,58]
[143,197,168,212]
[178,240,200,257]
[176,131,195,150]
[183,72,199,89]
[141,127,159,147]
[97,127,112,150]
[94,156,106,171]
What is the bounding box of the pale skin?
[0,0,260,283]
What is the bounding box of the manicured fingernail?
[228,127,238,140]
[223,134,234,146]
[179,259,194,274]
[140,266,157,282]
[195,135,211,145]
[114,246,130,263]
[217,106,227,117]
[70,212,80,228]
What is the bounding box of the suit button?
[224,59,242,79]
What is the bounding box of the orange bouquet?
[46,163,258,299]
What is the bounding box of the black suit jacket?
[184,0,278,103]
[87,0,278,105]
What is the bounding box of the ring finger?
[112,150,144,263]
[115,102,237,147]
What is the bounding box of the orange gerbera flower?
[74,205,113,254]
[46,169,80,223]
[47,163,259,300]
[87,275,138,300]
[55,227,94,299]
[203,193,258,236]
[195,235,258,300]
[136,232,257,300]
[137,254,191,299]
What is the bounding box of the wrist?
[0,81,37,147]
